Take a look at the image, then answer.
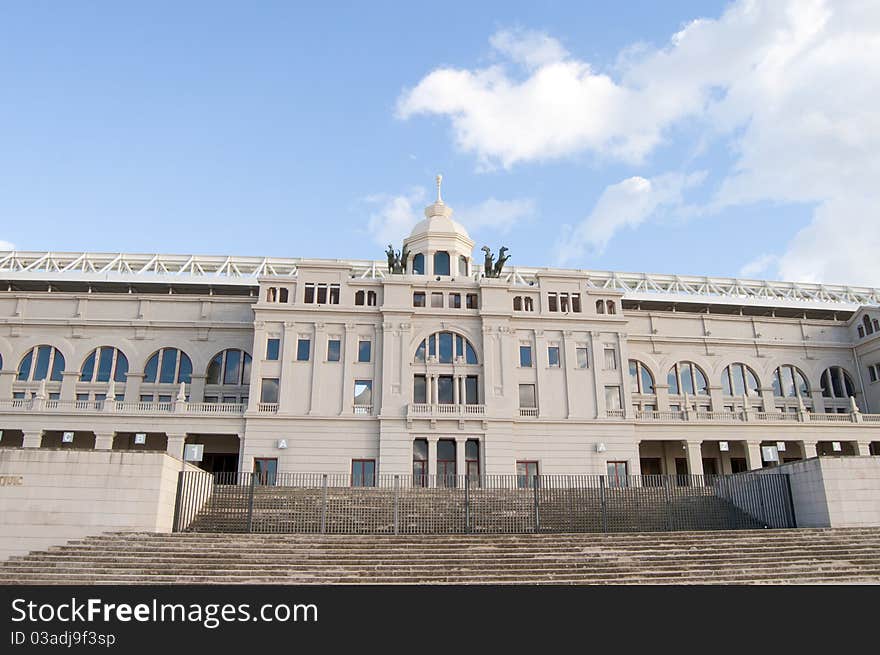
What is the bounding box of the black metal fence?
[172,470,796,534]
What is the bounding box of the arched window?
[266,287,277,302]
[820,366,856,398]
[628,360,655,394]
[367,290,377,306]
[355,290,365,306]
[18,346,65,382]
[606,300,616,315]
[596,299,605,314]
[414,331,478,365]
[667,361,709,395]
[206,349,252,386]
[772,365,810,398]
[721,363,760,396]
[513,296,523,311]
[80,347,129,383]
[412,253,425,275]
[143,348,192,384]
[458,256,468,276]
[434,251,450,276]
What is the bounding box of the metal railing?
[173,471,796,535]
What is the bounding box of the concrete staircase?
[2,528,880,584]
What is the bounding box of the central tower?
[402,175,475,278]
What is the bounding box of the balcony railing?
[408,403,486,418]
[257,403,279,414]
[353,404,373,415]
[622,408,867,424]
[519,408,538,418]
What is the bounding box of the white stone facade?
[1,191,879,481]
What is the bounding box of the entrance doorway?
[253,457,278,485]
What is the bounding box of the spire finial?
[436,174,443,203]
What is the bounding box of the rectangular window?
[520,345,533,367]
[253,458,277,486]
[448,293,461,308]
[604,347,617,370]
[548,293,558,312]
[559,293,569,313]
[304,284,315,304]
[431,292,444,308]
[315,284,327,304]
[516,461,539,488]
[329,284,340,304]
[296,339,311,361]
[466,293,478,309]
[266,338,280,361]
[260,378,279,403]
[358,340,371,363]
[466,439,480,481]
[203,395,218,403]
[548,346,560,367]
[437,375,454,404]
[139,394,153,403]
[414,375,427,403]
[571,293,581,313]
[413,292,426,307]
[576,347,589,368]
[607,461,628,487]
[158,394,173,403]
[605,386,622,410]
[519,384,537,408]
[327,339,341,362]
[870,365,878,383]
[351,460,376,487]
[413,439,428,486]
[465,376,479,404]
[354,380,372,410]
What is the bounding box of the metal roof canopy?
[1,250,877,311]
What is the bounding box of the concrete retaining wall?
[0,448,197,560]
[763,456,880,528]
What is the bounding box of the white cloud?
[398,1,880,284]
[738,253,778,279]
[364,189,535,247]
[555,172,705,266]
[0,240,15,251]
[454,197,536,233]
[364,188,426,247]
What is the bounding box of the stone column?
[60,371,78,401]
[341,322,356,415]
[166,433,187,460]
[189,374,207,404]
[708,384,725,412]
[125,373,144,403]
[22,430,43,448]
[855,441,872,456]
[562,331,576,418]
[759,387,777,413]
[685,441,704,476]
[0,369,15,400]
[745,441,764,470]
[630,441,642,476]
[801,440,818,459]
[654,383,670,412]
[279,321,298,412]
[455,437,466,476]
[590,331,603,418]
[308,322,325,415]
[94,431,115,451]
[453,374,460,405]
[427,436,438,486]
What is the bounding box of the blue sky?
[1,1,878,285]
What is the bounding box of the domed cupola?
[403,175,475,277]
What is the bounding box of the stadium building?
[1,179,879,486]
